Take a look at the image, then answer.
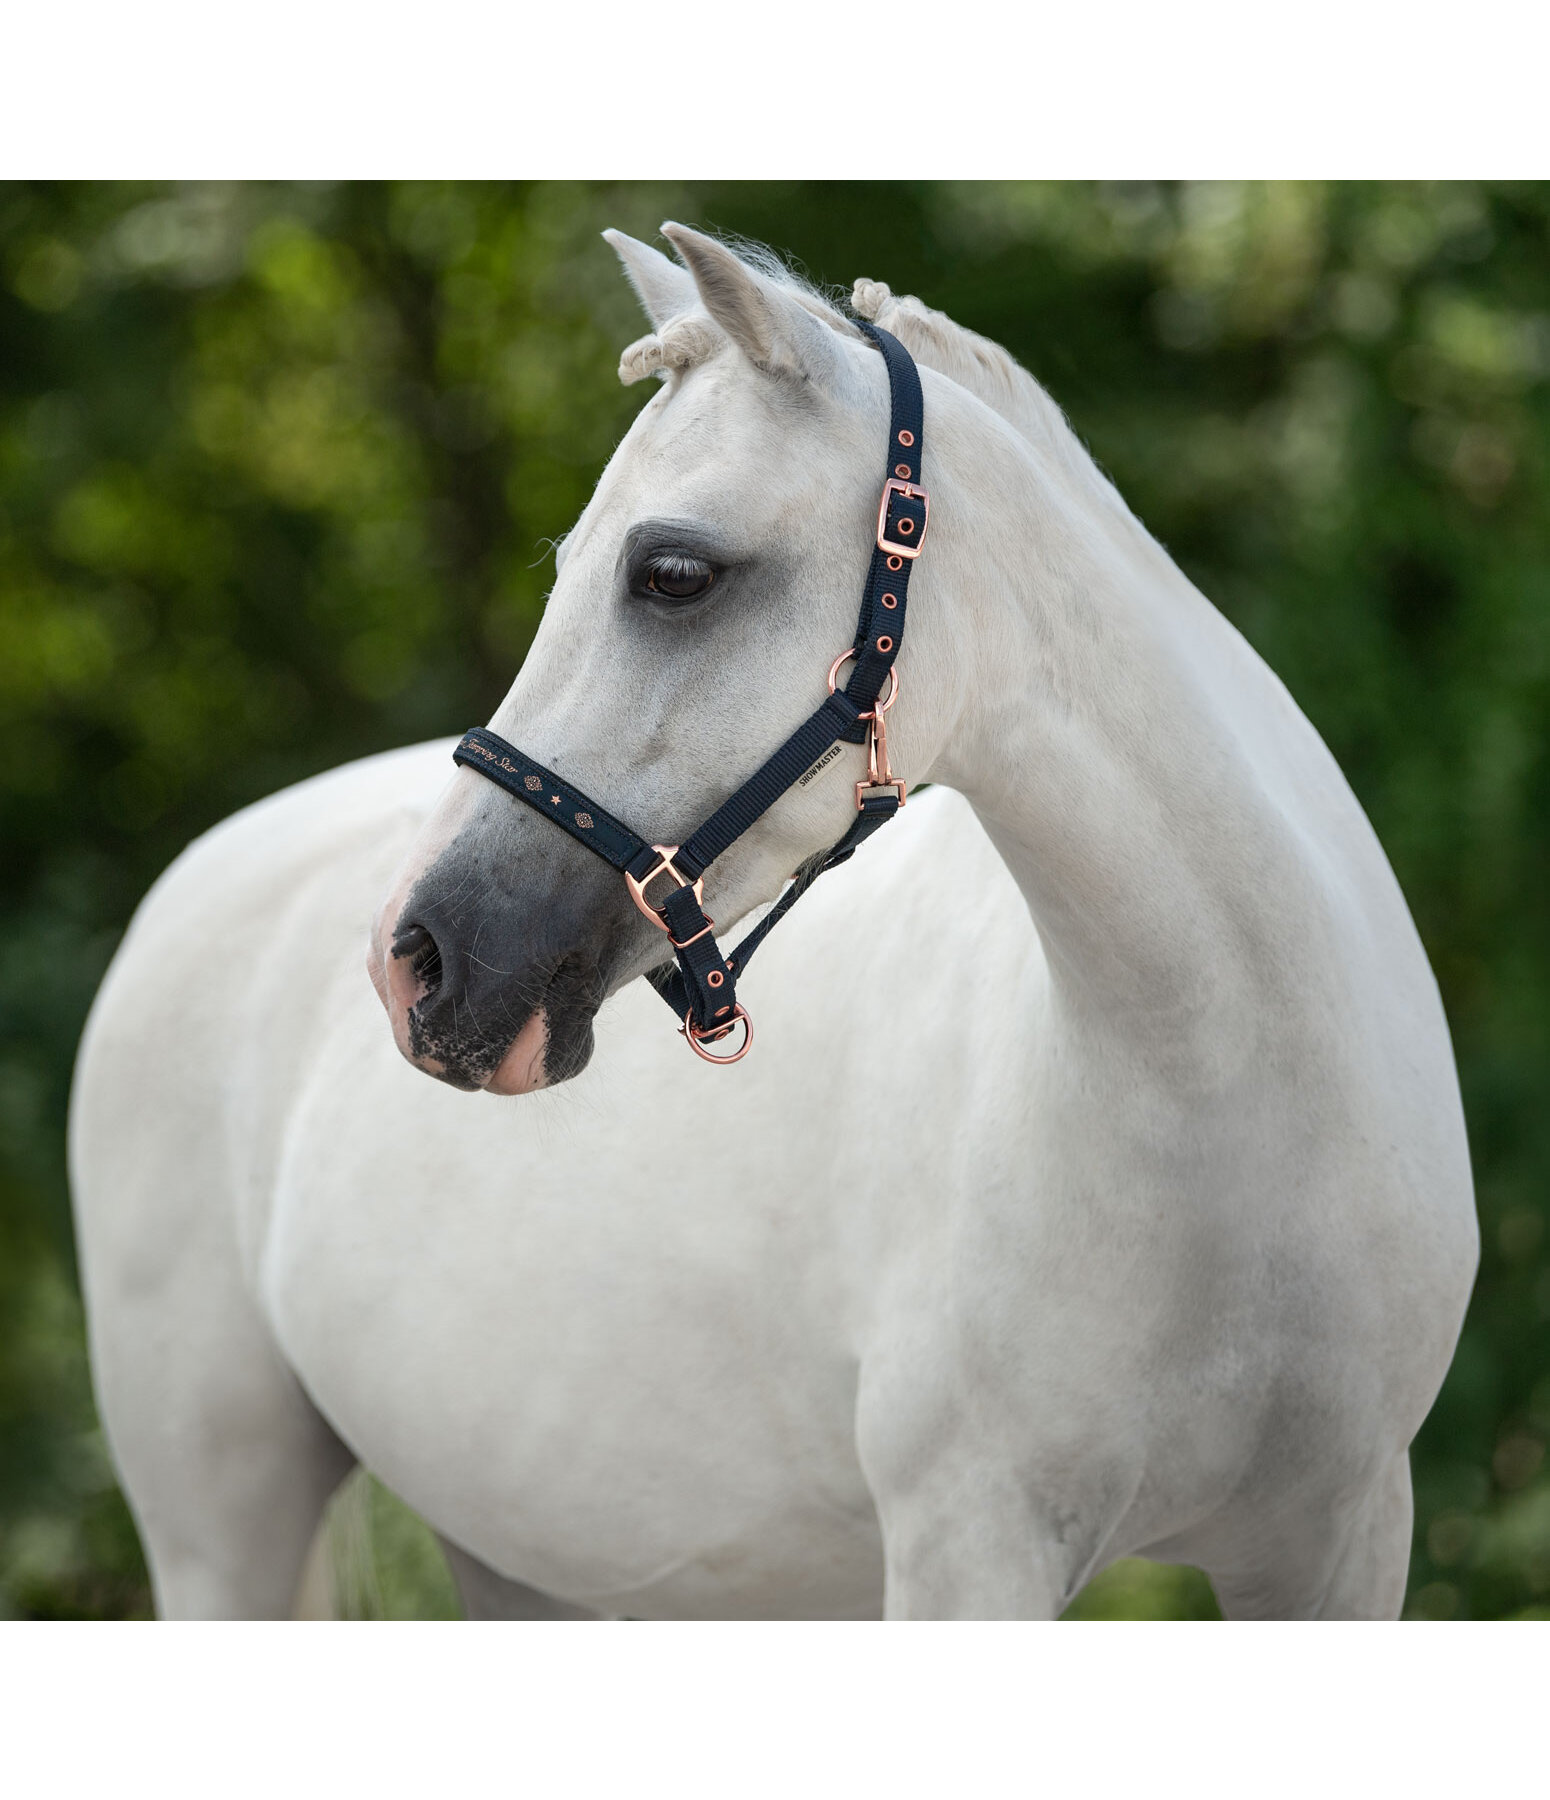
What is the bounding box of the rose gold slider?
[625,845,705,932]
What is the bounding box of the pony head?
[370,226,969,1092]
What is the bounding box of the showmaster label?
[797,743,845,787]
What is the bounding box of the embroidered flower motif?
[524,775,542,791]
[575,812,593,829]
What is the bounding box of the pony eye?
[644,555,716,602]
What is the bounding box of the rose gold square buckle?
[876,477,929,559]
[625,845,705,933]
[855,778,907,809]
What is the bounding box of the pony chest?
[259,1059,875,1586]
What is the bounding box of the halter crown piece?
[453,322,927,1064]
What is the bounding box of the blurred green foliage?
[1,182,1546,1620]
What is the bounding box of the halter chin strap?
[453,321,927,1063]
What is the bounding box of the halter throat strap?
[452,320,926,1062]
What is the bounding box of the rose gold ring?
[826,650,899,716]
[682,1004,752,1064]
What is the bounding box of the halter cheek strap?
[452,321,927,1063]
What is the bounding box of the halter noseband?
[453,322,927,1065]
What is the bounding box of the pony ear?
[659,222,846,390]
[603,228,699,329]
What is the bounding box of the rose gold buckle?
[668,917,716,950]
[625,845,705,933]
[682,1004,752,1064]
[827,650,899,719]
[876,477,928,559]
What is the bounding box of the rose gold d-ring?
[683,1004,752,1064]
[625,845,705,931]
[826,650,899,716]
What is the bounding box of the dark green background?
[2,182,1545,1619]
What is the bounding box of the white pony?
[70,226,1477,1619]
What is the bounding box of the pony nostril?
[393,922,444,999]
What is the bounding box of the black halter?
[452,321,927,1063]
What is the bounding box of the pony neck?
[926,389,1340,1065]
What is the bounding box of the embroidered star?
[551,795,561,803]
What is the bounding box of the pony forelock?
[617,233,860,387]
[618,316,724,386]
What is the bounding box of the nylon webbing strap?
[650,790,901,1022]
[676,689,867,879]
[451,318,926,1056]
[452,730,650,872]
[844,320,926,718]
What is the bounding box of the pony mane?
[618,234,1132,521]
[849,279,1134,520]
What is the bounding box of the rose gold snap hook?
[854,706,907,811]
[625,845,705,932]
[682,1004,752,1064]
[827,650,900,716]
